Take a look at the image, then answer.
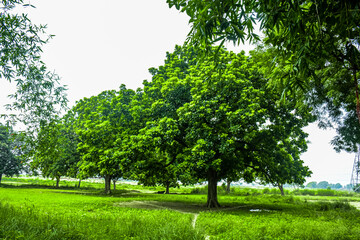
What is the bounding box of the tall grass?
[0,189,203,239]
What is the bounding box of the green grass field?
[1,177,360,240]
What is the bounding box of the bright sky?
[0,0,355,186]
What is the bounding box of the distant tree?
[317,181,330,189]
[32,117,80,188]
[333,183,343,189]
[306,182,317,189]
[0,124,22,183]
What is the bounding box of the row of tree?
[2,0,359,207]
[306,181,344,190]
[28,46,313,207]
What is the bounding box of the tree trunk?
[207,168,220,208]
[56,176,60,188]
[278,184,285,196]
[226,179,231,193]
[0,174,2,184]
[113,179,117,190]
[104,175,111,194]
[78,179,81,188]
[165,181,170,194]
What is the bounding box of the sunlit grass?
[1,177,360,239]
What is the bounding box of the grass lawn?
[0,177,360,239]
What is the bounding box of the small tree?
[0,124,22,183]
[32,118,80,188]
[306,182,317,189]
[317,181,330,189]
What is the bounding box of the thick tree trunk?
[278,184,285,196]
[113,179,117,190]
[104,175,111,194]
[165,182,170,194]
[56,177,60,188]
[207,168,220,208]
[78,179,81,188]
[226,179,231,193]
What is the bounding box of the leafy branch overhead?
[167,0,360,153]
[0,0,68,129]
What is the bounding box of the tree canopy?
[72,86,136,193]
[32,116,80,187]
[167,0,360,153]
[120,45,312,207]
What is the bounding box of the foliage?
[121,45,312,206]
[73,86,136,193]
[175,47,311,206]
[167,0,360,153]
[306,181,317,189]
[0,124,22,183]
[32,116,80,186]
[0,0,67,129]
[122,46,197,192]
[306,181,343,190]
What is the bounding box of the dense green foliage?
[167,0,360,153]
[32,117,80,187]
[71,86,137,193]
[30,45,313,207]
[115,46,312,207]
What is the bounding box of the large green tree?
[167,0,360,153]
[126,45,311,207]
[176,49,311,207]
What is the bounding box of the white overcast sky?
[0,0,355,185]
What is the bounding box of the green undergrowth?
[1,178,360,239]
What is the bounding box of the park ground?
[1,177,360,240]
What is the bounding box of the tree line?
[2,46,313,208]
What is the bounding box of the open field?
[1,177,360,240]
